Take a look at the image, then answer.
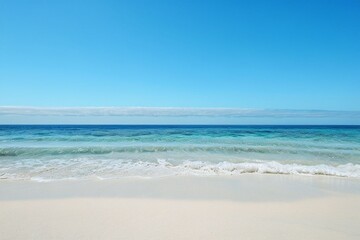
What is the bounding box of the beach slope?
[1,175,360,240]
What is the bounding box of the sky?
[0,0,360,124]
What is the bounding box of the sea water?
[1,125,360,181]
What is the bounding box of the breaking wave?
[0,146,357,159]
[1,159,360,181]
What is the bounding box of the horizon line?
[1,106,360,118]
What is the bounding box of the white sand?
[1,175,360,240]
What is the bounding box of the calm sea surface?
[1,125,360,181]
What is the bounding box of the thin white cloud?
[0,106,360,118]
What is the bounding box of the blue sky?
[0,0,360,124]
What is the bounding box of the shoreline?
[1,174,360,201]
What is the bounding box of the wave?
[176,161,360,177]
[0,146,357,159]
[1,159,360,181]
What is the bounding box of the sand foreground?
[1,175,360,240]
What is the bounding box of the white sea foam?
[2,156,360,181]
[0,160,355,181]
[175,161,360,177]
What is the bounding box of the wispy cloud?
[1,106,360,119]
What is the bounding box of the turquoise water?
[1,125,360,181]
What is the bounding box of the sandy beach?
[1,175,360,240]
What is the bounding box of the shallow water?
[1,125,360,181]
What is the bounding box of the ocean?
[0,125,360,181]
